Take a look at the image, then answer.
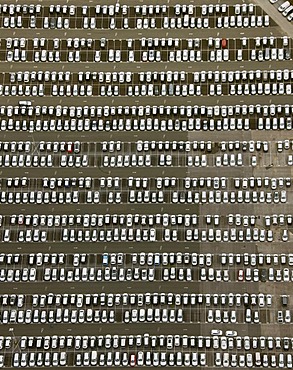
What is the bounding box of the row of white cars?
[2,115,291,131]
[3,333,293,351]
[26,292,272,308]
[7,68,292,84]
[29,47,290,64]
[1,265,292,283]
[8,212,287,228]
[0,151,289,168]
[2,174,290,190]
[2,7,267,30]
[6,35,288,51]
[0,189,288,206]
[1,102,290,117]
[0,251,291,269]
[271,0,293,21]
[3,83,292,98]
[1,251,292,267]
[3,333,293,367]
[6,45,290,63]
[0,3,257,17]
[9,347,293,368]
[215,351,293,368]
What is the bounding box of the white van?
[223,353,229,366]
[255,352,261,366]
[154,253,160,265]
[147,308,153,322]
[19,100,32,106]
[3,229,10,242]
[278,1,290,12]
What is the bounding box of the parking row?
[1,103,292,118]
[1,265,293,282]
[133,189,287,205]
[4,349,293,368]
[3,69,293,83]
[0,292,274,309]
[0,4,259,17]
[0,189,289,206]
[0,306,280,325]
[1,307,288,329]
[101,152,273,168]
[3,68,293,84]
[4,69,292,84]
[6,45,290,63]
[4,35,290,52]
[137,139,273,153]
[71,350,293,368]
[59,226,283,243]
[0,151,292,168]
[5,212,291,228]
[1,11,270,31]
[0,139,275,154]
[6,351,293,367]
[1,226,290,244]
[0,154,89,167]
[2,175,291,190]
[276,0,293,22]
[38,176,293,190]
[0,140,81,153]
[1,116,292,131]
[3,333,293,351]
[0,148,290,166]
[213,352,292,368]
[1,81,292,97]
[107,140,271,153]
[2,342,293,368]
[4,225,288,243]
[1,251,293,268]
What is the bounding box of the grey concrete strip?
[0,322,275,337]
[1,60,292,73]
[0,26,284,39]
[0,280,291,295]
[1,95,292,107]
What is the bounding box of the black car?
[50,18,56,29]
[260,269,267,282]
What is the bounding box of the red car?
[130,354,136,367]
[221,38,227,48]
[67,142,73,153]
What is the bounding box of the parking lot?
[0,0,292,368]
[0,3,273,31]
